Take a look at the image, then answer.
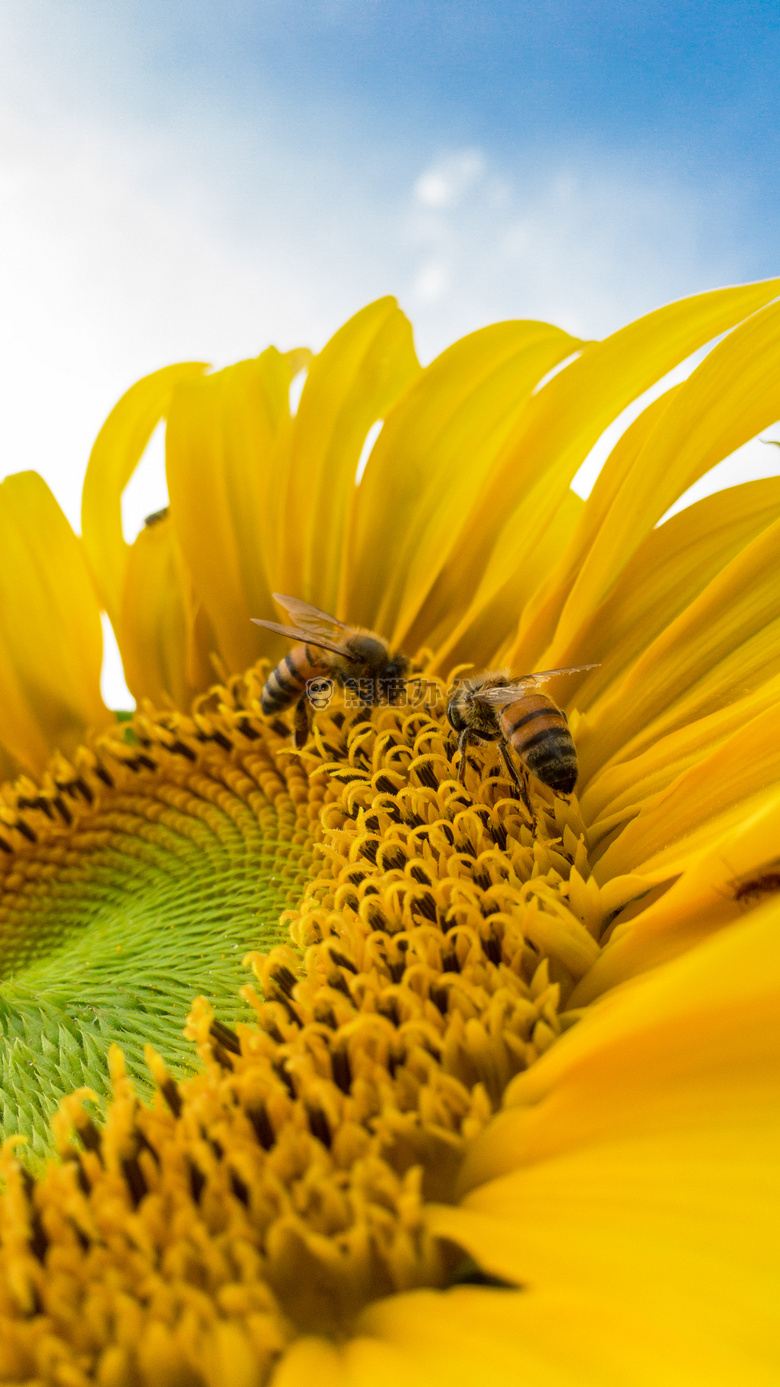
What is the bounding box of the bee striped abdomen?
[501,694,578,794]
[261,646,327,715]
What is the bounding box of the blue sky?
[0,0,778,704]
[4,1,779,374]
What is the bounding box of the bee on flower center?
[253,594,410,747]
[447,665,598,799]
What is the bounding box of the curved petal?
[355,1284,776,1387]
[590,704,780,882]
[118,514,214,708]
[581,668,780,825]
[283,297,420,613]
[273,1338,346,1387]
[453,487,586,672]
[0,472,110,773]
[573,515,780,782]
[276,1289,730,1387]
[571,794,780,1004]
[81,361,207,626]
[537,476,780,730]
[166,348,308,673]
[343,320,582,646]
[504,386,680,672]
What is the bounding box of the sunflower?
[0,287,778,1384]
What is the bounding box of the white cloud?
[414,148,485,209]
[412,260,450,304]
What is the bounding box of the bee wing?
[272,593,351,641]
[475,682,541,706]
[251,618,351,657]
[521,662,600,684]
[475,664,600,706]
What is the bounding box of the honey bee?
[447,665,598,798]
[252,595,410,748]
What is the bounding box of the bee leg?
[521,767,537,829]
[456,730,471,785]
[497,739,522,793]
[293,694,310,750]
[498,740,534,823]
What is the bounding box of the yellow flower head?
[0,288,778,1384]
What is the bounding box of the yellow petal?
[582,668,780,825]
[81,361,207,626]
[284,346,314,380]
[571,795,780,1003]
[447,487,586,672]
[357,1291,644,1387]
[275,1291,651,1387]
[118,514,212,709]
[548,476,780,746]
[165,348,306,673]
[344,320,581,644]
[280,297,419,613]
[504,386,680,672]
[354,1282,777,1387]
[575,514,780,781]
[272,1337,350,1387]
[0,472,110,772]
[590,704,780,885]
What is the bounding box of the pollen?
[0,677,655,1380]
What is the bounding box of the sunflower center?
[0,676,635,1375]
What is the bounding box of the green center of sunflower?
[0,668,648,1379]
[0,669,313,1158]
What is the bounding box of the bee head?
[383,650,410,680]
[380,650,410,704]
[347,633,391,669]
